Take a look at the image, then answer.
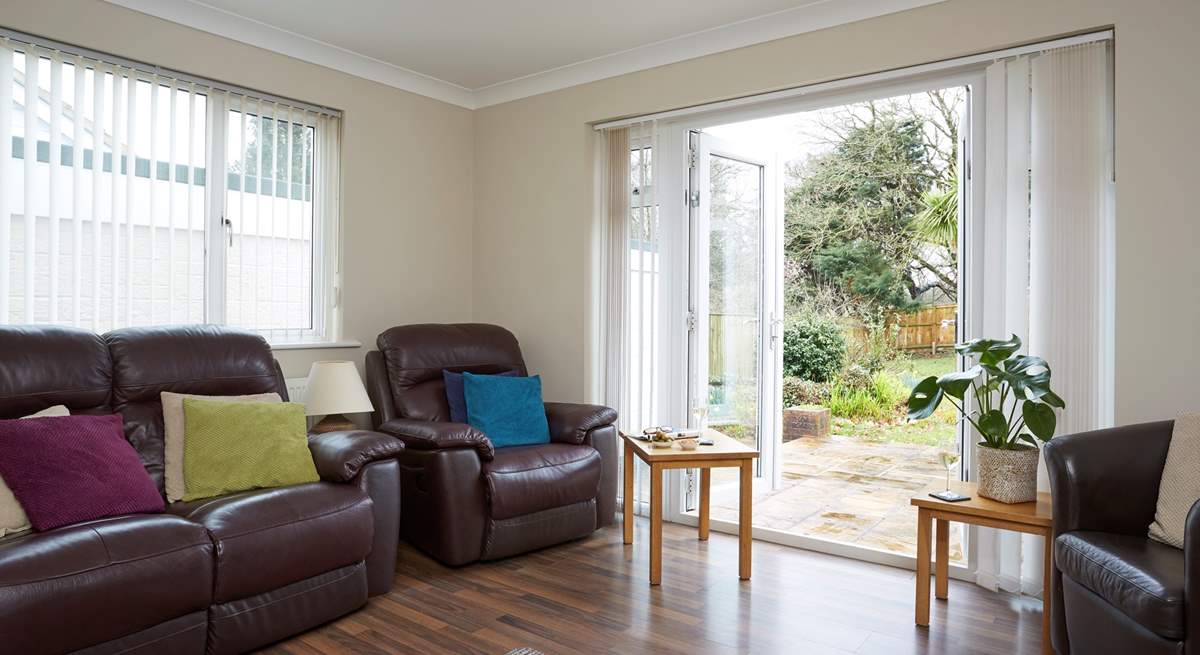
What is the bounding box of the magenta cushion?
[0,414,164,531]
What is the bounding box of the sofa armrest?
[1043,420,1174,537]
[545,402,618,445]
[378,418,494,461]
[307,430,404,483]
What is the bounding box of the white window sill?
[270,339,363,351]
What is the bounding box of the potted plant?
[906,335,1065,503]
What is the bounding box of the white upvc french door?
[679,130,783,511]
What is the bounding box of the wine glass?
[938,443,962,493]
[691,401,710,436]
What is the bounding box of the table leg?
[935,518,949,600]
[698,468,711,541]
[622,445,634,545]
[649,462,662,585]
[1042,529,1053,655]
[915,507,931,626]
[738,460,752,580]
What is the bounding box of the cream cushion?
[161,392,281,502]
[0,405,71,535]
[1148,412,1200,548]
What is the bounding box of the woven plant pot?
[976,445,1040,503]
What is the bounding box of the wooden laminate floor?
[262,518,1044,654]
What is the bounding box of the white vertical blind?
[0,32,341,341]
[973,41,1113,598]
[1029,43,1113,434]
[602,120,662,514]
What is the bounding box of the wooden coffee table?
[622,430,759,585]
[911,481,1054,654]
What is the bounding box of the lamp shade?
[301,361,375,417]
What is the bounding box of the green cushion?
[181,398,319,501]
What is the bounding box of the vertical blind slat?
[0,39,11,323]
[90,64,105,332]
[48,53,62,323]
[124,67,136,326]
[22,48,37,322]
[70,56,84,326]
[184,83,196,322]
[147,75,158,325]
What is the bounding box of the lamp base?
[311,414,357,434]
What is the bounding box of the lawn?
[832,354,960,447]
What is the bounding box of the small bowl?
[676,437,699,451]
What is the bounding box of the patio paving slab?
[701,434,965,562]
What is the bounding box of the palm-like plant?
[911,177,958,249]
[906,335,1066,450]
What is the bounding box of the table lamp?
[302,360,375,433]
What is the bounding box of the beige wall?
[0,0,476,384]
[473,0,1200,423]
[5,1,1197,426]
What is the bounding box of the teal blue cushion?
[462,372,550,448]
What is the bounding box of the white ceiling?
[105,0,945,109]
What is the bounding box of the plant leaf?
[937,366,980,400]
[1017,433,1041,448]
[957,334,1022,366]
[978,409,1009,442]
[1022,401,1057,440]
[906,376,944,421]
[1040,389,1066,409]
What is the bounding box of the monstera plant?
[906,335,1067,503]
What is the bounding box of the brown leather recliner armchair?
[365,323,618,566]
[1043,421,1197,655]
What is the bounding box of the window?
[0,33,342,343]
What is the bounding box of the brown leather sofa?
[365,323,618,566]
[1043,421,1196,655]
[0,325,403,655]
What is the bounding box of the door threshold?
[672,513,975,582]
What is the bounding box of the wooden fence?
[844,303,957,354]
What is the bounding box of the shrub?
[782,376,831,408]
[827,371,908,421]
[782,316,847,382]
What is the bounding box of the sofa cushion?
[0,514,213,654]
[1056,530,1185,639]
[161,391,282,502]
[464,373,551,448]
[168,482,373,602]
[483,443,601,520]
[443,368,519,423]
[1149,412,1200,548]
[105,325,282,491]
[0,414,164,531]
[181,398,318,501]
[0,325,113,419]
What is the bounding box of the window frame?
[0,30,346,346]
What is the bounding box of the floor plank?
[262,517,1044,654]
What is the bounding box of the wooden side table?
[911,481,1054,655]
[622,430,759,585]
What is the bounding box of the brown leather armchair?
[1043,421,1196,655]
[366,323,618,566]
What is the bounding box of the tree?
[784,89,963,318]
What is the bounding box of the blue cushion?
[462,372,550,448]
[443,369,520,423]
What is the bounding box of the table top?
[911,481,1052,528]
[622,429,759,463]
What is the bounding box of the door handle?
[222,217,233,247]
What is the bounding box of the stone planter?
[976,444,1040,503]
[783,405,830,441]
